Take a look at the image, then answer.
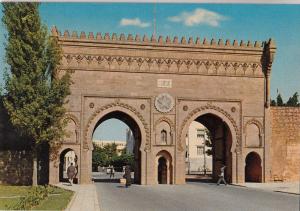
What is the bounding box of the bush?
[8,185,54,210]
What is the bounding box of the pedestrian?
[124,165,132,188]
[109,165,115,179]
[67,163,77,186]
[217,165,227,185]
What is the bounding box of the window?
[161,130,167,143]
[197,129,204,139]
[197,146,203,155]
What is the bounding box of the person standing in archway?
[124,165,132,188]
[217,165,227,185]
[67,163,77,186]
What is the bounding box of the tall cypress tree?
[286,92,299,107]
[276,93,284,106]
[2,2,70,185]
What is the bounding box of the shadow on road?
[93,178,120,183]
[185,178,214,183]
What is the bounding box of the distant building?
[186,121,212,174]
[126,128,134,154]
[93,140,126,155]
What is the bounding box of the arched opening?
[158,157,167,184]
[156,150,173,184]
[185,113,232,183]
[59,148,78,183]
[92,111,142,184]
[245,152,262,182]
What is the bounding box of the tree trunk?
[32,154,38,186]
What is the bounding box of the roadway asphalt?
[94,173,299,211]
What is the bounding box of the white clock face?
[155,93,174,113]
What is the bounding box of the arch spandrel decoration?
[84,101,150,151]
[179,104,241,152]
[63,113,80,144]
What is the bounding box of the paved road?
[94,174,299,211]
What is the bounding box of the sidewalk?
[55,183,100,211]
[233,182,300,195]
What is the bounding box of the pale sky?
[1,3,299,141]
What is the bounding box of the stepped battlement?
[51,26,275,50]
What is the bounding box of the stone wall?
[270,107,300,182]
[0,101,33,185]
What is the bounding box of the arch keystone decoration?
[84,101,151,151]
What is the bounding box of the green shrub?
[8,186,53,210]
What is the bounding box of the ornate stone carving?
[155,93,175,113]
[62,53,263,77]
[178,104,241,152]
[231,107,236,113]
[84,101,150,151]
[154,116,175,131]
[140,104,146,110]
[89,102,94,108]
[183,105,188,111]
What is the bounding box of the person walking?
[217,165,227,185]
[124,165,132,188]
[67,163,77,186]
[109,165,115,179]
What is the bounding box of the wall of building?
[270,107,300,182]
[186,121,212,174]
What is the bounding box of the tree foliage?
[92,142,134,171]
[2,2,71,148]
[272,92,300,107]
[276,94,284,106]
[286,92,299,106]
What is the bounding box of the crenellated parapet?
[52,26,276,78]
[52,26,265,49]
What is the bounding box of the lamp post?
[203,143,206,175]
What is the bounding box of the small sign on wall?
[157,79,172,88]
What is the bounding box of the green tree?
[276,94,284,106]
[204,129,212,156]
[2,2,71,185]
[270,99,276,106]
[286,92,299,107]
[103,143,118,162]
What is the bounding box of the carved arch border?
[154,117,175,131]
[243,119,264,135]
[84,101,150,151]
[179,104,241,152]
[64,113,80,144]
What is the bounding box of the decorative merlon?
[51,26,275,50]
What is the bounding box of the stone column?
[80,148,92,184]
[174,148,186,184]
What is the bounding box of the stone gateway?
[48,26,278,185]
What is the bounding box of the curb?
[64,190,78,211]
[231,183,299,195]
[274,190,300,196]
